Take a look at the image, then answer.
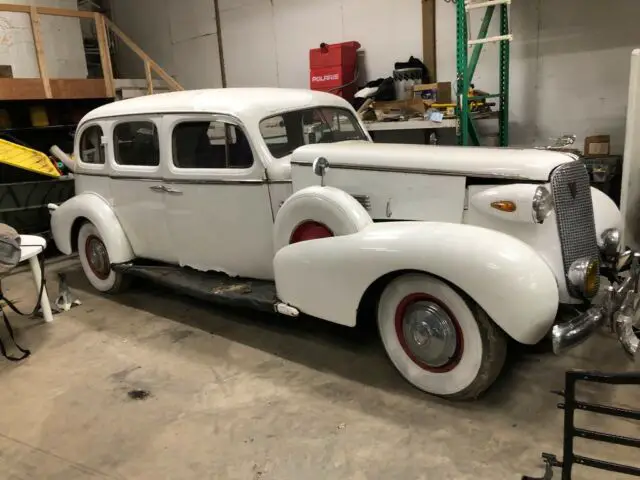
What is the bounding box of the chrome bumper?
[551,251,640,358]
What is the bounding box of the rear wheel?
[78,222,129,293]
[377,273,507,400]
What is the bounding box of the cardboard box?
[413,82,452,104]
[373,98,425,121]
[584,135,610,157]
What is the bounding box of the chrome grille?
[551,161,599,297]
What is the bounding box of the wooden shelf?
[0,79,113,101]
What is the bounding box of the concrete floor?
[0,258,638,480]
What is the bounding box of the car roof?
[80,88,351,124]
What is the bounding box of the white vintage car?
[49,88,638,400]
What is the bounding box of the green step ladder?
[456,0,512,146]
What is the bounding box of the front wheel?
[78,222,130,293]
[377,273,507,400]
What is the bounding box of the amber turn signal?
[490,200,517,213]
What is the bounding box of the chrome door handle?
[163,185,182,194]
[149,185,165,192]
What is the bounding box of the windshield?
[259,107,368,159]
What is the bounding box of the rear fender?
[274,222,559,344]
[50,193,134,263]
[273,185,372,252]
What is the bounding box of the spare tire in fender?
[273,186,373,252]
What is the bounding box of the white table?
[18,235,54,323]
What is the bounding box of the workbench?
[364,118,457,144]
[364,118,457,131]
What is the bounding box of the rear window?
[113,121,159,166]
[79,125,105,165]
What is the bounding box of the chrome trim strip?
[106,176,159,182]
[75,172,291,185]
[163,178,264,185]
[290,160,533,180]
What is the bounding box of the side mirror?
[312,157,329,186]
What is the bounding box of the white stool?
[18,235,54,323]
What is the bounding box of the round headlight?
[567,257,600,298]
[599,228,621,258]
[532,186,554,224]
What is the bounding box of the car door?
[161,114,275,280]
[108,116,177,263]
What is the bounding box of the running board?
[112,263,296,315]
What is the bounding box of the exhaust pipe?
[50,145,75,173]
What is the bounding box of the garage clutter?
[307,41,498,126]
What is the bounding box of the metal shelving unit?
[456,0,511,146]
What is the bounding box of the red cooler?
[309,41,361,101]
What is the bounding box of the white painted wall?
[219,0,423,88]
[108,0,640,153]
[437,0,640,152]
[111,0,222,90]
[0,0,87,78]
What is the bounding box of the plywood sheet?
[172,34,222,89]
[0,78,45,100]
[342,0,422,82]
[273,0,343,88]
[221,1,278,87]
[621,49,640,249]
[168,0,217,44]
[50,78,109,98]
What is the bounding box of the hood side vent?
[351,194,372,211]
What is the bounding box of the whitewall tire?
[78,222,129,293]
[378,273,507,400]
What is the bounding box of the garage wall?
[219,0,423,88]
[109,0,423,91]
[108,0,640,152]
[110,0,222,90]
[0,0,87,78]
[436,0,640,152]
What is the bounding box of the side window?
[113,121,159,166]
[172,120,254,169]
[79,125,105,164]
[321,108,357,133]
[259,115,289,158]
[303,109,357,143]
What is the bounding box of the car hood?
[291,141,577,181]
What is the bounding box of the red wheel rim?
[290,221,334,244]
[394,293,464,373]
[85,234,111,280]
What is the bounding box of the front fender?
[591,187,623,247]
[274,222,559,344]
[51,193,134,263]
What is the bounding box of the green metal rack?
[456,0,511,146]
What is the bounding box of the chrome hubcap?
[86,236,110,279]
[401,301,458,368]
